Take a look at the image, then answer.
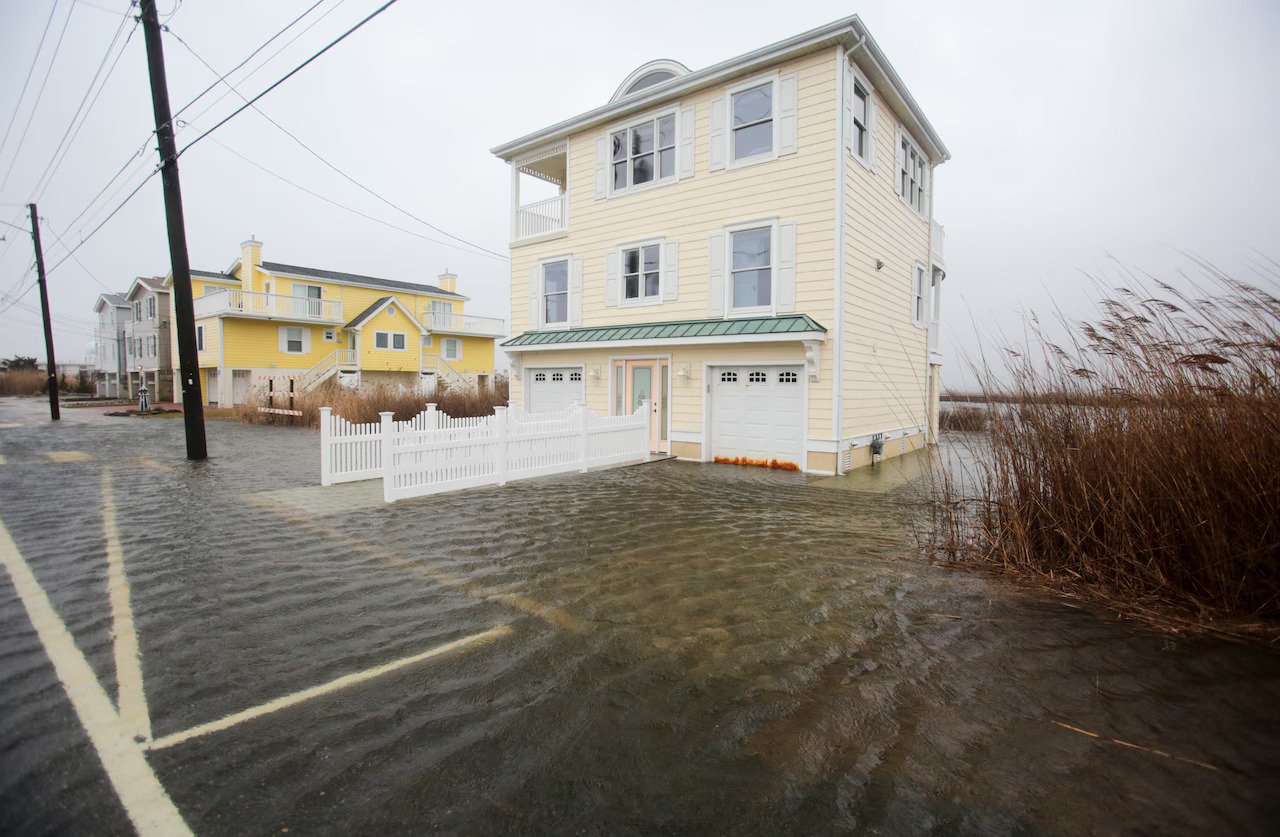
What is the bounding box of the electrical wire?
[175,0,401,160]
[41,217,114,291]
[31,6,140,201]
[0,2,63,164]
[168,24,509,262]
[44,167,161,276]
[0,0,78,191]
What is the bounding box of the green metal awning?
[503,314,826,348]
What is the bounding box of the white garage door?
[526,367,585,413]
[710,365,804,465]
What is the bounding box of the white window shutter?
[663,240,679,301]
[528,265,540,330]
[867,96,878,171]
[277,326,287,353]
[708,96,726,171]
[678,105,696,179]
[778,73,799,156]
[776,221,797,313]
[604,250,620,307]
[594,134,608,199]
[569,257,583,328]
[302,327,311,354]
[707,233,725,317]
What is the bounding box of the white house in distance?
[124,276,172,401]
[492,15,948,475]
[91,292,132,398]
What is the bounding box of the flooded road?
[1,396,1278,835]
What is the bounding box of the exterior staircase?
[423,355,472,391]
[299,350,357,392]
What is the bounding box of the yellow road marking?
[246,494,588,634]
[135,457,175,473]
[0,517,192,835]
[102,468,151,742]
[0,454,6,465]
[45,451,94,462]
[0,422,22,429]
[148,625,514,751]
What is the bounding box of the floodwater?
[1,396,1278,835]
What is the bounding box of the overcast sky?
[0,0,1276,388]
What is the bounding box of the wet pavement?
[1,396,1279,835]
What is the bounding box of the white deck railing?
[319,402,651,497]
[514,194,567,240]
[193,289,343,322]
[423,311,506,336]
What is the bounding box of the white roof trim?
[491,15,948,165]
[261,267,471,302]
[347,297,429,334]
[610,59,691,103]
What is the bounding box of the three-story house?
[91,292,132,398]
[493,15,948,474]
[124,276,172,401]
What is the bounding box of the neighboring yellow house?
[164,238,504,406]
[492,15,948,474]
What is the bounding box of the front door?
[613,359,668,453]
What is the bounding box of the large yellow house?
[492,15,948,474]
[165,238,504,406]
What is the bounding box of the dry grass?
[939,405,989,432]
[930,270,1280,618]
[0,370,45,395]
[234,377,510,428]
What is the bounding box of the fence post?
[319,406,333,486]
[494,406,508,485]
[579,401,590,473]
[640,398,652,462]
[379,411,394,503]
[425,402,439,431]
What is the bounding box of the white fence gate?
[319,402,652,500]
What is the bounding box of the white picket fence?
[319,402,652,501]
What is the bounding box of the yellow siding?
[841,82,932,439]
[508,48,840,438]
[422,334,495,374]
[196,317,220,367]
[222,319,333,369]
[358,304,423,372]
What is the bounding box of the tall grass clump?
[933,272,1280,617]
[0,370,45,395]
[234,377,510,429]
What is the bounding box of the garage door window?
[748,371,767,382]
[721,371,737,382]
[779,371,798,383]
[534,372,546,382]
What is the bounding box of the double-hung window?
[729,226,772,313]
[851,83,869,160]
[898,132,928,216]
[622,243,661,303]
[442,338,460,361]
[912,263,928,327]
[146,297,156,319]
[374,331,407,350]
[611,113,676,193]
[195,325,204,352]
[731,81,773,163]
[132,301,141,321]
[285,327,304,353]
[542,260,568,326]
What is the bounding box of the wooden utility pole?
[27,203,58,420]
[139,0,206,459]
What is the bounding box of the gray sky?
[0,0,1277,389]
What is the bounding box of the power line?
[210,137,508,262]
[176,0,401,161]
[0,2,62,164]
[44,167,160,276]
[168,23,509,262]
[163,0,327,134]
[40,217,114,291]
[0,1,78,192]
[31,6,140,201]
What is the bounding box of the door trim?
[607,353,672,454]
[701,360,808,468]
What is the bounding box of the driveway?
[1,396,1277,835]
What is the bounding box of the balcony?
[423,311,506,338]
[510,141,568,244]
[193,289,343,323]
[931,220,945,269]
[515,194,568,240]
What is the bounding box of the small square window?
[392,333,406,350]
[375,332,389,349]
[534,373,546,382]
[720,371,738,383]
[569,371,582,382]
[779,371,798,383]
[551,372,563,382]
[748,371,767,383]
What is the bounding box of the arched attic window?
[610,60,691,103]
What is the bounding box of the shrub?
[930,273,1280,617]
[0,369,45,395]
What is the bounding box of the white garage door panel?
[526,367,584,413]
[710,366,804,464]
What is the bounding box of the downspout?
[833,35,864,474]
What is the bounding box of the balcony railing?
[514,194,567,240]
[422,311,506,337]
[193,289,343,322]
[931,220,945,267]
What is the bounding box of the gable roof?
[126,276,169,300]
[344,296,428,333]
[94,293,131,312]
[261,261,466,300]
[491,14,949,165]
